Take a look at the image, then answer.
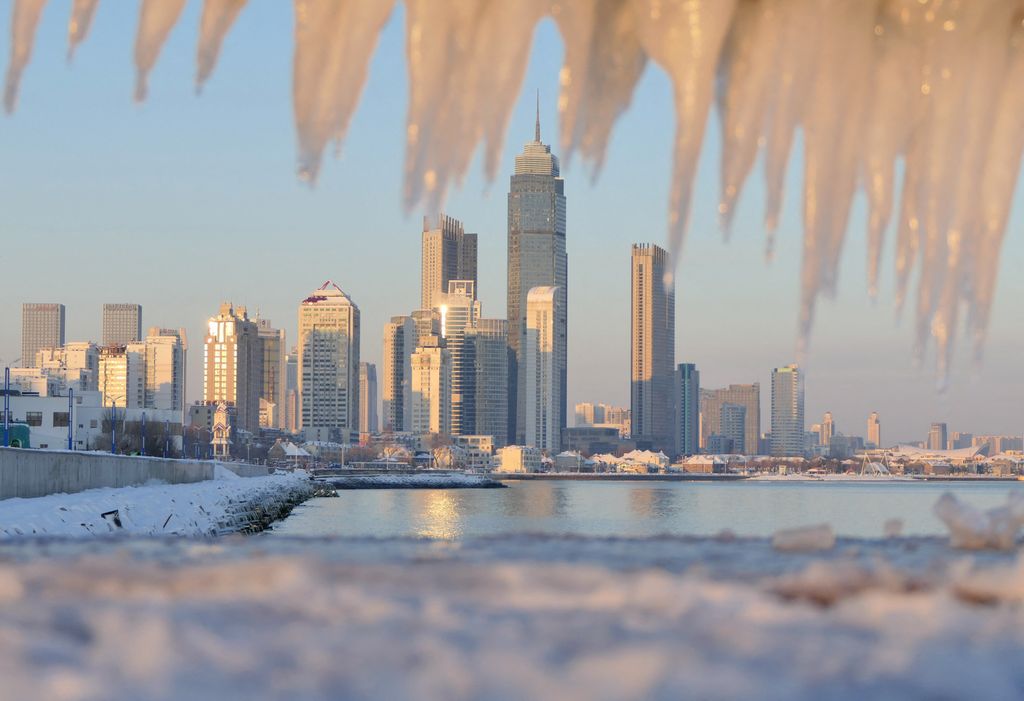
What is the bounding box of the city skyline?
[1,4,1021,441]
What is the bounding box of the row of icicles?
[6,0,1023,388]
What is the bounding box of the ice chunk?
[933,492,1024,551]
[772,524,835,552]
[884,518,903,538]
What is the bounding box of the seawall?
[0,447,267,500]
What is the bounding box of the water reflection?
[412,490,463,539]
[629,488,679,520]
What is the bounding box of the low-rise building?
[495,445,542,473]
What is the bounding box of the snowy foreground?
[0,533,1024,700]
[0,470,314,538]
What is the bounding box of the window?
[53,412,70,428]
[25,412,42,427]
[90,419,98,429]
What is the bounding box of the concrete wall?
[0,447,216,500]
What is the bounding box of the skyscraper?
[770,364,805,457]
[359,362,378,435]
[524,286,562,452]
[98,343,146,408]
[720,403,747,454]
[421,214,477,311]
[410,335,450,435]
[284,348,299,434]
[381,315,417,432]
[256,318,286,429]
[700,384,760,454]
[674,363,700,457]
[631,243,675,451]
[203,302,263,434]
[820,411,835,448]
[507,101,567,444]
[144,327,187,424]
[466,318,509,447]
[102,303,143,346]
[928,422,948,451]
[298,281,360,442]
[867,411,881,448]
[21,303,65,368]
[436,281,481,436]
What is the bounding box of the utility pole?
[141,412,146,455]
[3,367,10,448]
[111,400,117,454]
[67,388,74,451]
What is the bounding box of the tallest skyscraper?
[507,98,567,446]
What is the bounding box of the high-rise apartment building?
[770,364,805,457]
[21,303,65,368]
[507,106,567,444]
[381,315,417,432]
[98,343,146,409]
[435,281,481,436]
[144,328,187,423]
[867,411,881,448]
[524,287,562,452]
[284,348,299,433]
[630,243,675,452]
[410,335,450,435]
[359,362,378,435]
[720,403,747,454]
[255,318,286,429]
[102,303,143,346]
[298,282,360,442]
[411,308,442,345]
[928,422,948,451]
[674,363,700,457]
[700,384,760,454]
[203,302,263,434]
[819,412,835,447]
[35,342,99,392]
[465,318,509,447]
[949,431,973,450]
[421,214,477,311]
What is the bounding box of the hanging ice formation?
[4,0,1023,388]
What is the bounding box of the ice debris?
[772,524,835,553]
[934,492,1024,551]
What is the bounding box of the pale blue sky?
[1,1,1021,442]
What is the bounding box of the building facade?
[421,214,477,311]
[770,364,805,457]
[674,363,700,457]
[867,411,881,448]
[700,383,760,454]
[466,318,509,447]
[928,422,948,451]
[410,335,450,435]
[98,343,146,409]
[102,303,143,346]
[720,403,747,455]
[359,362,378,435]
[630,243,675,452]
[382,315,417,432]
[143,328,187,423]
[21,303,65,368]
[203,302,263,434]
[435,281,481,436]
[524,286,562,453]
[507,107,567,444]
[256,318,286,429]
[298,282,360,442]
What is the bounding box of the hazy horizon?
[1,2,1021,443]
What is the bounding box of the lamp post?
[67,388,74,451]
[141,412,146,455]
[3,367,10,448]
[111,400,117,454]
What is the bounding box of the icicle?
[403,0,544,212]
[553,0,646,177]
[292,0,394,184]
[67,0,99,62]
[630,0,737,271]
[133,0,187,102]
[4,0,48,114]
[196,0,247,91]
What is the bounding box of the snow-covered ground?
[0,470,314,538]
[321,472,504,489]
[0,534,1022,700]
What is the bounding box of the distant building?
[720,403,747,455]
[819,412,835,447]
[435,281,480,436]
[102,303,142,346]
[98,343,146,409]
[255,318,286,430]
[524,286,562,453]
[466,318,509,447]
[949,431,973,450]
[495,445,542,473]
[770,364,805,457]
[927,422,948,452]
[382,315,417,432]
[421,214,477,311]
[284,348,299,433]
[674,363,700,457]
[298,282,360,442]
[701,383,760,454]
[203,302,263,434]
[867,411,881,448]
[144,328,187,423]
[507,106,567,445]
[562,426,636,457]
[359,362,378,435]
[410,335,450,435]
[21,303,65,368]
[35,342,99,393]
[630,243,675,452]
[574,402,631,437]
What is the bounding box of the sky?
[0,1,1021,444]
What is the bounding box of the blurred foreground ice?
[1,534,1023,700]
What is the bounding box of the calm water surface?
[271,480,1022,539]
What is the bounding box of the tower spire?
[535,89,541,142]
